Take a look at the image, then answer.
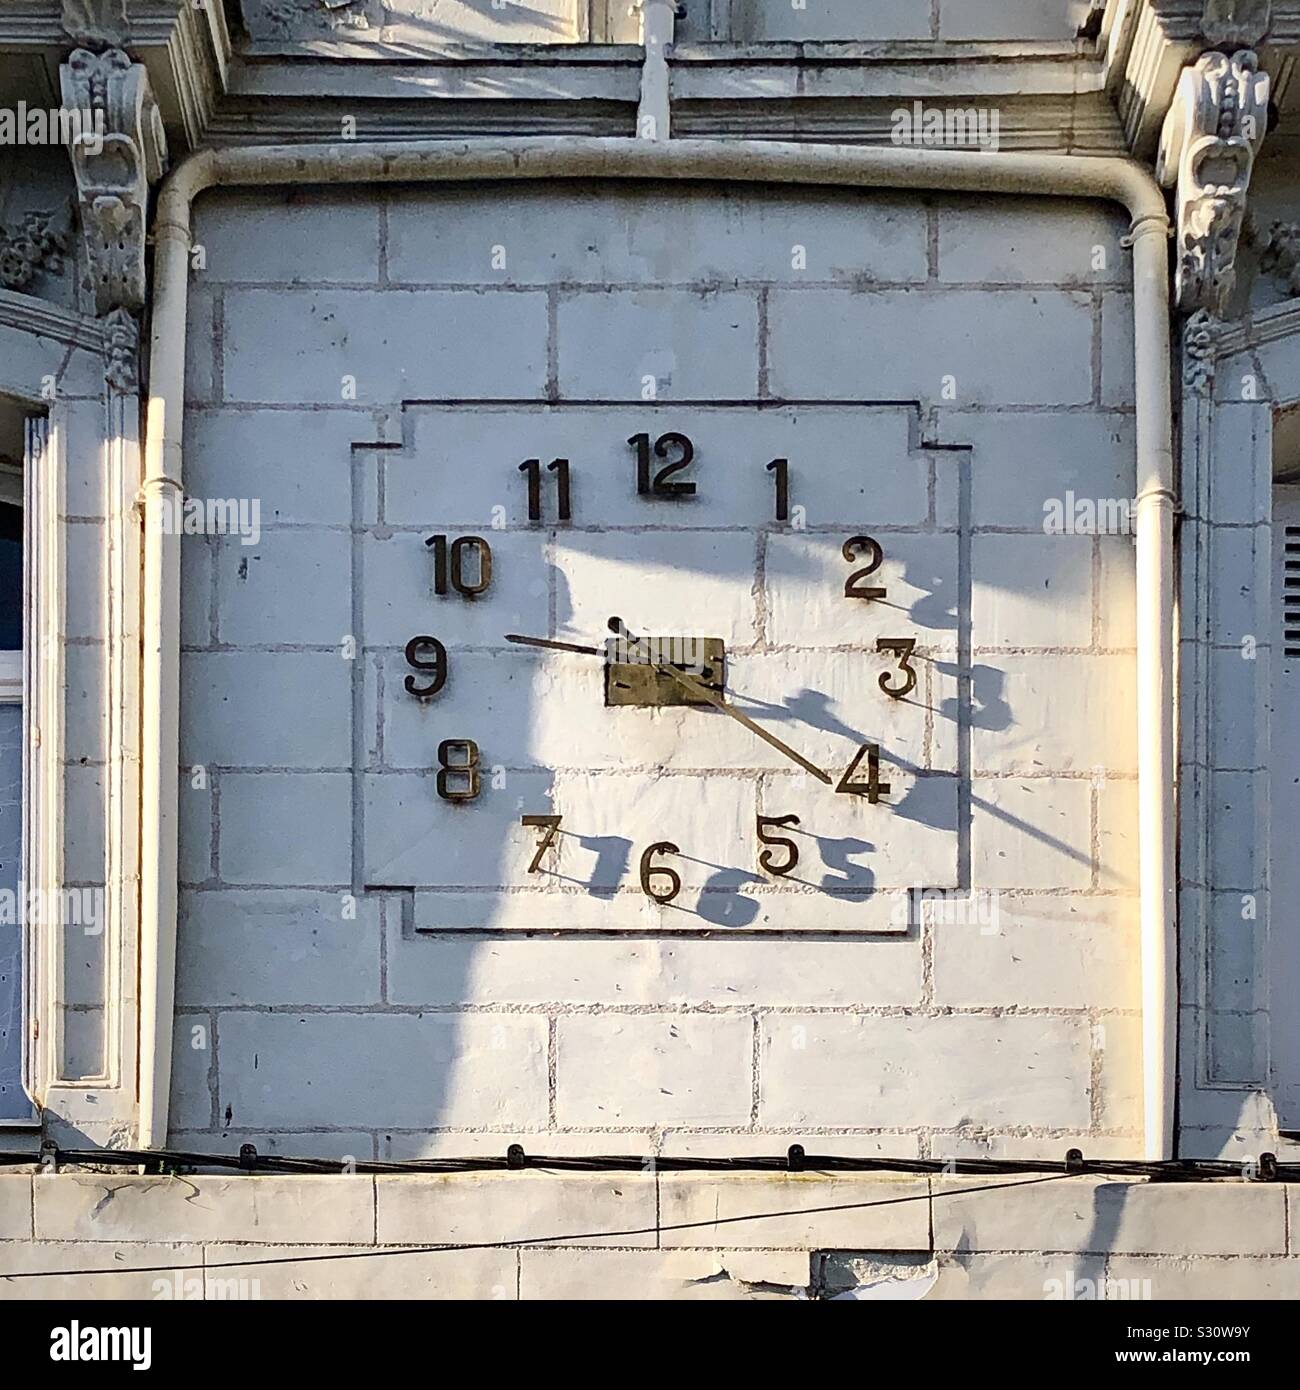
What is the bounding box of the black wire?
[0,1174,1068,1282]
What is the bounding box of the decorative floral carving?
[1259,220,1300,296]
[1183,308,1220,396]
[1202,0,1272,46]
[103,305,139,393]
[1157,49,1270,315]
[59,0,130,48]
[59,47,167,316]
[0,205,73,292]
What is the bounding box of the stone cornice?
[0,285,105,353]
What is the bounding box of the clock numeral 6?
[756,814,800,877]
[404,635,448,700]
[436,738,481,802]
[631,431,696,498]
[877,637,917,700]
[427,533,492,597]
[836,742,891,803]
[521,813,562,873]
[639,841,682,904]
[843,535,886,601]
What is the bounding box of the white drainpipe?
[138,137,1176,1159]
[636,0,677,140]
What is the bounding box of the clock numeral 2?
[404,635,448,700]
[520,458,571,523]
[877,637,917,700]
[836,743,891,803]
[756,814,800,877]
[437,738,481,802]
[521,813,562,873]
[631,431,696,497]
[639,841,682,904]
[843,535,886,601]
[427,534,492,597]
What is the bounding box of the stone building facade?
[0,0,1298,1299]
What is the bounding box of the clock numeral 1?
[877,637,918,700]
[843,535,886,601]
[836,743,891,803]
[404,635,448,700]
[756,814,800,877]
[522,813,562,873]
[427,534,492,597]
[519,457,571,523]
[766,457,790,522]
[639,841,682,904]
[631,431,696,497]
[436,738,481,802]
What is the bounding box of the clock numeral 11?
[519,457,571,523]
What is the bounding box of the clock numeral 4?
[436,738,481,802]
[639,841,682,904]
[427,534,492,597]
[521,813,562,873]
[404,635,448,700]
[756,814,800,877]
[843,535,886,601]
[631,431,696,498]
[519,457,572,523]
[836,742,891,803]
[877,637,918,700]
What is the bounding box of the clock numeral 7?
[757,814,800,877]
[639,841,682,904]
[836,743,891,803]
[631,431,696,497]
[843,535,886,601]
[521,814,562,873]
[877,637,917,700]
[519,457,571,523]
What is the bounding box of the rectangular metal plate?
[604,637,726,707]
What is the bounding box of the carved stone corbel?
[1202,0,1272,47]
[59,47,167,316]
[1183,307,1220,396]
[1157,48,1269,315]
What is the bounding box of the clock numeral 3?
[843,535,886,601]
[404,635,448,700]
[427,534,492,597]
[436,738,481,802]
[639,841,682,904]
[877,637,918,700]
[756,814,800,877]
[631,431,696,497]
[836,743,891,803]
[521,813,562,873]
[519,457,572,523]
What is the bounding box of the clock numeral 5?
[639,841,682,904]
[519,458,572,523]
[404,635,448,700]
[631,431,696,497]
[843,535,886,601]
[427,534,492,597]
[436,738,481,802]
[521,813,562,873]
[836,742,891,803]
[877,637,917,700]
[756,814,800,877]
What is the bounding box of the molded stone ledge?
[0,1174,33,1240]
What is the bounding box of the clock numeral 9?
[521,813,562,873]
[427,534,492,597]
[877,637,917,700]
[843,535,886,601]
[836,742,891,803]
[631,431,696,497]
[436,738,481,802]
[404,635,448,700]
[519,457,571,523]
[756,814,800,877]
[639,841,682,904]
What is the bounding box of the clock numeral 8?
[436,739,481,802]
[639,841,682,904]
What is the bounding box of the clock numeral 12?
[836,743,891,803]
[631,431,696,497]
[519,457,571,523]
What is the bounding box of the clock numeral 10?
[436,738,481,802]
[631,431,696,497]
[836,743,891,803]
[404,635,448,699]
[427,534,492,596]
[519,457,571,523]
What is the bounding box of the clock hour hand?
[503,633,603,656]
